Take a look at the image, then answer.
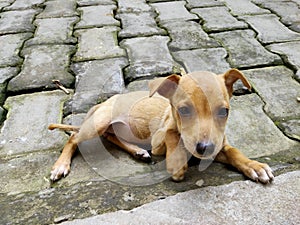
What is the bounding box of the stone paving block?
[172,48,230,74]
[221,0,269,16]
[226,94,299,158]
[36,0,78,19]
[77,0,114,6]
[65,171,300,225]
[243,66,300,120]
[191,7,248,32]
[151,1,198,24]
[120,36,179,80]
[162,21,219,51]
[0,67,18,85]
[126,80,150,92]
[0,33,32,67]
[0,67,19,104]
[75,5,119,29]
[267,41,300,81]
[0,91,70,157]
[258,1,300,26]
[0,151,99,194]
[241,14,300,44]
[0,0,12,10]
[186,0,224,8]
[68,58,127,113]
[0,9,39,34]
[279,119,300,141]
[4,0,44,10]
[118,0,153,13]
[8,45,75,92]
[25,17,78,46]
[73,27,125,62]
[117,12,165,38]
[211,30,282,68]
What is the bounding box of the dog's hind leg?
[104,133,151,162]
[50,106,112,181]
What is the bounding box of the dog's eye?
[178,106,192,116]
[218,107,229,118]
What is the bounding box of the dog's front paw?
[135,149,151,162]
[168,163,188,182]
[50,162,70,181]
[243,160,274,183]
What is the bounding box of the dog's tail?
[48,123,80,132]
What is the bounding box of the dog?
[49,69,274,183]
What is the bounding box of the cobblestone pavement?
[0,0,299,224]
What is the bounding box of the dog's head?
[149,69,251,159]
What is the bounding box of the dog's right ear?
[149,74,181,98]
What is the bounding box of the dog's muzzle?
[196,142,215,157]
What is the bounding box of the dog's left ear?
[149,74,181,99]
[222,69,251,97]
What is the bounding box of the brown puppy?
[49,69,274,183]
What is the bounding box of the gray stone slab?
[62,171,300,225]
[25,17,78,46]
[211,30,282,68]
[186,0,224,8]
[73,27,125,62]
[126,80,150,92]
[117,0,152,13]
[243,66,300,120]
[117,12,165,38]
[267,41,300,80]
[290,22,300,33]
[279,119,300,141]
[226,94,298,158]
[172,48,230,74]
[222,0,269,16]
[0,151,99,194]
[36,0,78,19]
[0,67,18,84]
[8,45,75,92]
[0,0,12,10]
[77,0,114,6]
[259,1,300,26]
[4,0,44,10]
[69,58,127,113]
[0,9,38,34]
[120,36,179,80]
[0,91,70,157]
[0,33,32,67]
[191,7,248,32]
[162,21,219,51]
[75,5,119,29]
[151,1,198,23]
[241,14,300,44]
[0,67,19,104]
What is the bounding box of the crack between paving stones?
[250,88,298,141]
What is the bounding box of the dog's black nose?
[196,142,215,156]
